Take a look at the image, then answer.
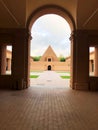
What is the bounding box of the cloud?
[30,14,71,57]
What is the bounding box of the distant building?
[6,50,12,71]
[30,45,70,71]
[6,46,95,72]
[89,51,94,73]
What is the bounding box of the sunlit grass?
[60,76,70,79]
[30,75,39,78]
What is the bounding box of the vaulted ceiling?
[0,0,98,30]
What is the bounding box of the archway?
[26,5,75,88]
[48,65,51,70]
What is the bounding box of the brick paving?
[0,71,98,130]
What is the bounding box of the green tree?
[60,57,66,62]
[33,56,41,61]
[59,54,66,62]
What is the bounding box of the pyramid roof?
[40,45,59,61]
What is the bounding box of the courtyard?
[30,71,70,88]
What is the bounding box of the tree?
[60,57,66,62]
[33,56,41,61]
[59,54,66,62]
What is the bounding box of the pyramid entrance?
[48,65,51,70]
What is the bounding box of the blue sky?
[30,14,71,57]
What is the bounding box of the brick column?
[71,30,89,90]
[0,44,6,75]
[94,46,98,76]
[24,31,32,88]
[7,59,11,71]
[89,60,92,74]
[12,29,27,89]
[70,32,77,89]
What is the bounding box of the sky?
[30,14,71,57]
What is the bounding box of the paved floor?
[0,71,98,130]
[30,71,70,88]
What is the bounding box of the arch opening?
[48,65,51,71]
[26,5,75,88]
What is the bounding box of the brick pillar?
[71,30,89,90]
[89,60,92,74]
[24,31,32,88]
[70,32,77,89]
[0,44,6,75]
[94,46,98,76]
[7,59,11,71]
[12,29,27,89]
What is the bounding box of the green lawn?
[60,76,70,79]
[30,75,39,78]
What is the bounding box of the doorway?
[48,65,51,70]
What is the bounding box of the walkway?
[0,72,98,130]
[30,71,70,88]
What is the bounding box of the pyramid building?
[30,45,70,71]
[40,45,59,62]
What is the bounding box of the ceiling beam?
[83,8,98,27]
[0,0,20,26]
